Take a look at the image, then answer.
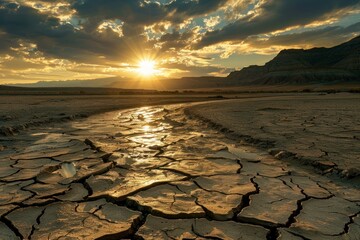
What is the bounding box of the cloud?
[204,16,221,28]
[73,0,226,29]
[155,29,199,52]
[0,31,15,54]
[221,0,257,21]
[197,0,360,47]
[0,1,150,64]
[165,0,225,23]
[0,0,225,64]
[247,22,360,49]
[161,62,233,77]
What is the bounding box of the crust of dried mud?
[0,93,359,239]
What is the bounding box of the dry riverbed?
[0,95,218,136]
[0,97,359,239]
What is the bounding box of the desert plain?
[0,92,359,240]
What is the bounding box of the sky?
[0,0,359,84]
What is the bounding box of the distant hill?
[0,85,23,90]
[227,36,360,84]
[107,76,233,90]
[8,77,122,88]
[8,76,231,91]
[0,85,160,95]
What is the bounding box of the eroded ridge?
[0,104,359,239]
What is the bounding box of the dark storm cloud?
[247,22,360,48]
[162,62,234,77]
[197,0,360,48]
[73,0,165,28]
[0,1,55,55]
[0,0,226,63]
[0,32,15,54]
[1,0,356,62]
[165,0,226,23]
[157,31,195,50]
[73,0,226,26]
[0,2,65,38]
[0,0,148,63]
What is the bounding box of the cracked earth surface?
[0,103,359,239]
[187,94,360,179]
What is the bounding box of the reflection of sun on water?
[138,60,156,77]
[130,107,168,146]
[142,125,151,132]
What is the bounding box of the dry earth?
[188,93,360,180]
[0,99,359,239]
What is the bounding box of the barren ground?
[188,93,360,180]
[0,93,359,239]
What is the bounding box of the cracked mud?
[0,103,359,239]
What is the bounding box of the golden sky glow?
[0,0,359,84]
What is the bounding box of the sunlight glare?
[138,60,156,76]
[142,125,151,132]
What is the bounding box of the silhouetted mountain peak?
[228,36,360,84]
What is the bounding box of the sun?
[137,60,156,76]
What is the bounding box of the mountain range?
[228,35,360,85]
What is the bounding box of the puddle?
[59,163,77,178]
